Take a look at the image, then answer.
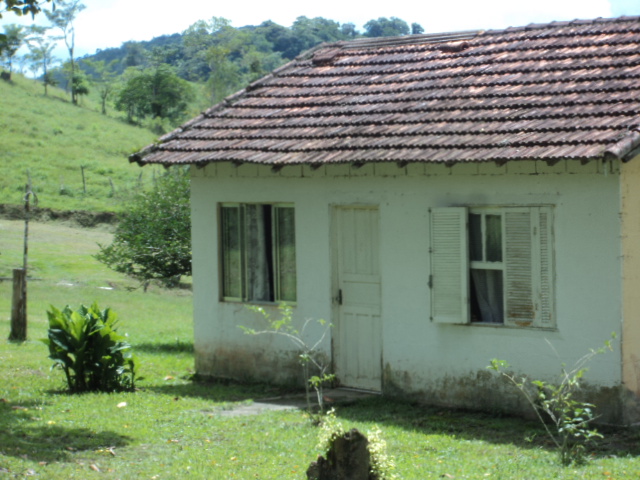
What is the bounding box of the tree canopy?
[115,63,194,124]
[1,0,52,19]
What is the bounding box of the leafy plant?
[241,303,334,419]
[488,336,615,466]
[42,302,137,393]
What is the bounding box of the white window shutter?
[536,208,554,326]
[430,207,469,324]
[504,209,535,326]
[504,207,554,328]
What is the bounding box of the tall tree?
[0,23,26,79]
[25,26,56,94]
[206,44,239,103]
[81,58,117,114]
[45,0,85,104]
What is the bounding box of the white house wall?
[190,159,624,422]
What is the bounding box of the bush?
[42,303,137,393]
[95,167,191,288]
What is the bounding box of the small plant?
[315,408,397,480]
[42,303,137,393]
[241,304,334,418]
[488,336,615,466]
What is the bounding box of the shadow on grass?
[143,377,291,404]
[133,340,194,354]
[333,396,640,459]
[0,400,130,463]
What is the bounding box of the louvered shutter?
[430,207,469,324]
[504,207,554,328]
[536,208,554,326]
[504,209,534,326]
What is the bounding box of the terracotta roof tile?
[132,16,640,167]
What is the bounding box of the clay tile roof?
[131,16,640,167]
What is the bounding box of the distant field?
[0,218,193,337]
[0,75,161,213]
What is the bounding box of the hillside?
[0,75,160,213]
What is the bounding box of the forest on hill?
[1,0,424,134]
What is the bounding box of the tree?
[25,25,57,94]
[81,58,117,114]
[340,22,358,38]
[45,0,85,104]
[1,0,53,19]
[115,63,194,123]
[363,17,410,37]
[95,168,191,288]
[122,41,146,69]
[411,23,425,35]
[206,44,239,103]
[0,23,26,79]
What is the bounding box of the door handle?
[336,289,343,305]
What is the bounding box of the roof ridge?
[305,16,640,55]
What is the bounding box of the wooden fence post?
[81,165,86,193]
[9,268,27,341]
[8,181,36,342]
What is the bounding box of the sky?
[6,0,640,59]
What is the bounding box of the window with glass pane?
[220,203,296,303]
[469,211,504,323]
[221,205,242,300]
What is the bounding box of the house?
[131,16,640,425]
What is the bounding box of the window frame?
[219,202,297,304]
[430,205,555,329]
[468,208,506,324]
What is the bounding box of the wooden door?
[333,206,382,391]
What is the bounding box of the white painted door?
[333,206,382,391]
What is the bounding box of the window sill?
[221,299,297,307]
[466,321,557,331]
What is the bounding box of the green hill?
[0,75,160,213]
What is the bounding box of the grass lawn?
[1,219,640,479]
[0,74,160,213]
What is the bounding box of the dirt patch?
[0,204,118,227]
[210,389,377,417]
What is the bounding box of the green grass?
[0,75,162,213]
[2,218,640,479]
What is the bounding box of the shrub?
[42,303,137,393]
[95,167,191,288]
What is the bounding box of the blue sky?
[6,0,640,58]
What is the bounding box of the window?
[430,206,554,328]
[220,203,296,303]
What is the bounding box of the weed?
[488,335,615,466]
[241,303,334,419]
